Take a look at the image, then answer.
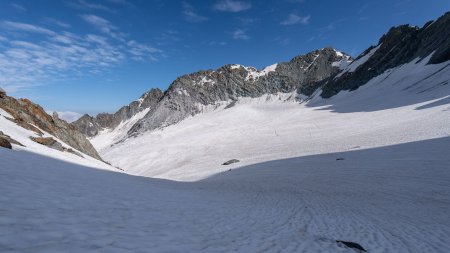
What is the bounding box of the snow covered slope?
[94,55,450,181]
[2,131,450,252]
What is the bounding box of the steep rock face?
[128,48,351,135]
[0,94,102,160]
[320,12,450,98]
[71,114,98,137]
[72,88,163,137]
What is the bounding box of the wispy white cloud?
[105,0,134,7]
[69,0,113,12]
[0,35,124,93]
[11,3,27,12]
[232,29,250,40]
[1,21,56,35]
[209,41,228,46]
[213,0,251,12]
[44,17,71,29]
[0,17,162,94]
[280,13,310,25]
[81,14,125,41]
[127,40,162,61]
[183,2,208,23]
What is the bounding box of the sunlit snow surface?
[1,56,450,252]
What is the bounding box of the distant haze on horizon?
[0,0,448,119]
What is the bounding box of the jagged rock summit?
[72,88,164,137]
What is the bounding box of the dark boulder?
[336,240,367,252]
[222,159,240,165]
[0,136,12,149]
[0,131,23,147]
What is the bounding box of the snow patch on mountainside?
[300,54,320,70]
[196,76,216,86]
[228,63,278,81]
[332,49,352,70]
[245,65,277,80]
[336,43,382,77]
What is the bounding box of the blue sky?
[0,0,448,120]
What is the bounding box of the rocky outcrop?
[0,136,12,149]
[0,88,6,98]
[0,131,23,147]
[320,11,450,98]
[72,88,163,137]
[0,94,102,160]
[30,136,83,157]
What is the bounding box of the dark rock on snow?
[0,131,24,147]
[222,159,240,165]
[0,136,12,149]
[336,240,367,252]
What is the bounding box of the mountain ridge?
[72,12,450,142]
[74,47,352,137]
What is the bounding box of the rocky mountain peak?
[124,47,350,136]
[72,88,164,137]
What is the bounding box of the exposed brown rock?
[30,136,83,157]
[0,87,6,98]
[0,94,101,160]
[0,136,12,149]
[0,131,24,147]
